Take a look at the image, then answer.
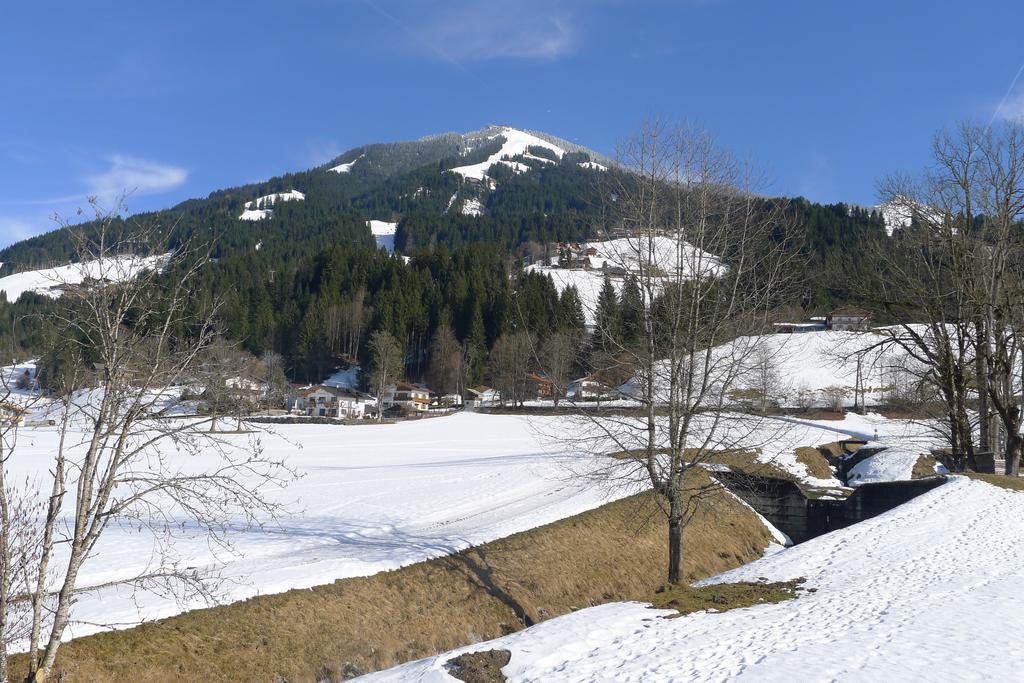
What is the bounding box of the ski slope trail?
[367,476,1024,681]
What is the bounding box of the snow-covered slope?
[368,219,398,253]
[0,253,169,302]
[238,189,305,220]
[527,236,725,326]
[330,153,364,173]
[448,126,566,182]
[368,476,1024,682]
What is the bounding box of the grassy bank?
[14,470,773,682]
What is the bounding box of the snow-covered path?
[366,476,1024,682]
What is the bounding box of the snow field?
[5,413,624,644]
[367,476,1024,682]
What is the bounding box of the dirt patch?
[446,650,511,683]
[16,472,773,683]
[650,578,806,617]
[912,454,940,479]
[793,447,835,480]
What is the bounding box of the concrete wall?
[716,471,947,545]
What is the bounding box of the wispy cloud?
[367,0,577,65]
[84,154,187,202]
[0,154,188,208]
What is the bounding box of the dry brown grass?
[963,472,1024,491]
[793,447,835,480]
[13,471,773,683]
[649,577,806,617]
[912,454,940,479]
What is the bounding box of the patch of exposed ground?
[445,649,511,683]
[650,578,807,617]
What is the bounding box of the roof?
[830,307,871,318]
[394,381,431,393]
[304,385,366,399]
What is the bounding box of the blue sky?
[2,0,1024,246]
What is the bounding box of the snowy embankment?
[7,413,623,643]
[368,219,398,253]
[368,476,1024,682]
[0,253,169,302]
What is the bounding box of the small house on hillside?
[380,382,432,413]
[828,307,871,331]
[291,385,370,418]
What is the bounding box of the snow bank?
[0,253,170,302]
[369,476,1024,681]
[448,127,565,182]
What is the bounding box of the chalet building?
[291,385,370,418]
[380,382,433,413]
[828,307,871,332]
[524,371,555,400]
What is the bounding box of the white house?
[380,382,432,413]
[568,375,616,401]
[291,385,369,418]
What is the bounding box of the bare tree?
[489,332,534,407]
[540,329,582,406]
[869,121,1024,473]
[426,324,464,396]
[369,330,404,421]
[563,121,802,585]
[0,200,293,682]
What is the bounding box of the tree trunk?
[667,495,683,585]
[1006,433,1022,477]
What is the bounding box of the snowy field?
[368,476,1024,682]
[0,253,169,302]
[5,380,941,646]
[7,413,628,644]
